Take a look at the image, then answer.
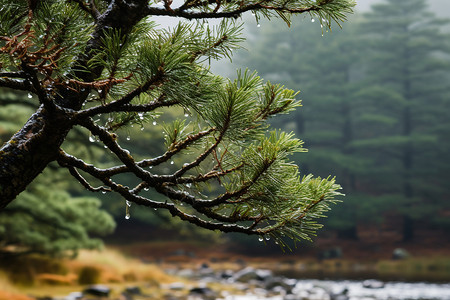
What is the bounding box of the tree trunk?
[0,0,149,209]
[0,107,73,208]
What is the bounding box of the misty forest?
[0,0,449,299]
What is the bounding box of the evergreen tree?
[235,0,450,236]
[355,0,450,234]
[0,0,355,246]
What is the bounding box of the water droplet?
[257,23,261,28]
[152,121,157,126]
[184,113,189,117]
[153,208,157,211]
[103,145,107,149]
[138,112,144,120]
[102,191,106,194]
[144,188,149,191]
[265,236,270,241]
[27,93,32,98]
[170,161,174,165]
[125,201,131,219]
[89,136,96,142]
[311,18,315,22]
[258,236,264,242]
[126,136,131,141]
[141,127,144,131]
[149,166,153,169]
[183,163,189,168]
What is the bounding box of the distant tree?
[236,0,450,237]
[0,0,355,246]
[355,0,450,235]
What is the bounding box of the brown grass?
[0,247,176,299]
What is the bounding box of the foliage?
[0,0,355,248]
[0,183,115,257]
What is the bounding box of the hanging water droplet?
[125,200,131,219]
[153,208,157,211]
[311,18,315,22]
[265,236,270,241]
[152,121,157,126]
[27,93,32,98]
[184,113,189,117]
[257,23,261,28]
[149,166,153,169]
[102,190,106,194]
[126,136,131,141]
[144,187,149,191]
[258,236,264,242]
[89,136,96,142]
[170,161,174,165]
[183,163,189,168]
[138,112,144,120]
[141,127,144,131]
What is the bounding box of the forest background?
[0,0,449,285]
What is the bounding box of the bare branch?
[0,78,34,92]
[145,2,322,20]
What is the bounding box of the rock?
[124,286,142,295]
[189,287,218,299]
[177,268,195,278]
[220,270,234,279]
[362,279,385,289]
[330,288,349,300]
[65,292,83,300]
[82,285,111,297]
[232,267,273,283]
[392,248,409,260]
[168,282,185,290]
[264,276,294,293]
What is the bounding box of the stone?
[232,267,273,283]
[82,285,111,297]
[124,286,142,295]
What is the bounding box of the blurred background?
[0,0,449,299]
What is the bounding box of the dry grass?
[0,247,176,299]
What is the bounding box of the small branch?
[145,2,321,20]
[70,0,100,20]
[0,78,34,92]
[66,165,111,193]
[79,118,158,185]
[75,75,164,119]
[0,71,27,78]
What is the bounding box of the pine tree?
[0,0,355,247]
[235,0,450,236]
[355,0,450,235]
